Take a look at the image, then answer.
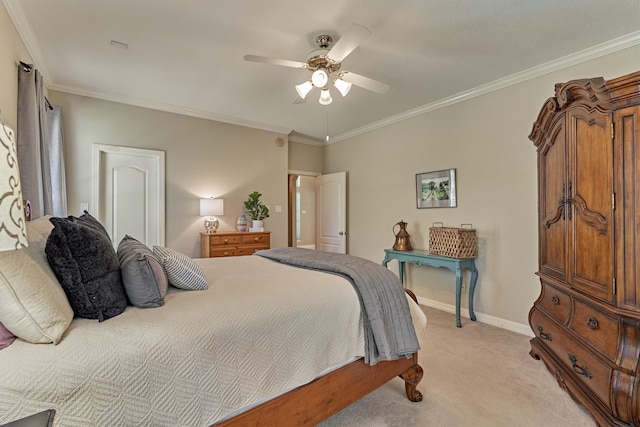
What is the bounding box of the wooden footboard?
[213,352,423,426]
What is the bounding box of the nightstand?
[200,231,270,258]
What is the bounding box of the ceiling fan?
[244,24,390,105]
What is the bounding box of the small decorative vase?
[236,214,247,232]
[251,220,264,231]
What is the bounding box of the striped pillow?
[152,246,208,290]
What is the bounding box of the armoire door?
[538,115,568,282]
[615,105,640,310]
[566,108,614,302]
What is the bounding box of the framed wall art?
[416,168,457,208]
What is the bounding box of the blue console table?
[382,249,478,327]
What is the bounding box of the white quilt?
[0,255,425,427]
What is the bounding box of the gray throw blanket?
[255,248,420,365]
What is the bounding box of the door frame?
[288,170,320,248]
[92,144,165,245]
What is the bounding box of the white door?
[93,144,165,247]
[316,171,346,253]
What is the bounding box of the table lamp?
[200,198,224,234]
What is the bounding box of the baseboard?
[416,296,534,337]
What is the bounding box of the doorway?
[288,173,317,249]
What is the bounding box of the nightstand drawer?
[210,235,242,246]
[201,231,271,258]
[242,233,270,245]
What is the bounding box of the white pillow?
[0,216,73,344]
[152,246,208,290]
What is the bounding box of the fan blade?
[326,24,370,63]
[243,55,306,69]
[342,71,390,94]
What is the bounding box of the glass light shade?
[200,198,224,234]
[0,123,28,251]
[333,78,352,97]
[311,69,329,88]
[295,80,314,99]
[319,89,332,105]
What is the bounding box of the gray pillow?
[45,212,127,321]
[117,235,168,308]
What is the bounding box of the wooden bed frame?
[21,204,423,426]
[215,290,424,426]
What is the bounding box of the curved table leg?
[455,267,463,327]
[468,266,478,321]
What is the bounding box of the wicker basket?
[428,223,477,258]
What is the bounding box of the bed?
[0,215,425,426]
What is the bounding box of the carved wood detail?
[529,71,640,426]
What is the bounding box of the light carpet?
[319,305,595,427]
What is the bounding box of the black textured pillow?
[117,235,168,308]
[45,212,127,321]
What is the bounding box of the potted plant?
[243,191,270,230]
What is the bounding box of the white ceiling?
[5,0,640,143]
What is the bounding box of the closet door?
[566,108,614,302]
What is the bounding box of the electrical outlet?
[80,203,89,213]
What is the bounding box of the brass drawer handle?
[586,317,599,330]
[537,326,552,341]
[568,354,593,379]
[551,295,559,305]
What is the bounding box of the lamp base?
[204,217,219,234]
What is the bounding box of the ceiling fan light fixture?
[333,78,352,97]
[311,69,329,88]
[295,80,313,99]
[319,89,332,105]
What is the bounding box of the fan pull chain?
[325,106,330,142]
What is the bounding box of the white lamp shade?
[334,78,352,97]
[295,81,314,99]
[311,69,329,88]
[319,89,333,105]
[0,123,28,251]
[200,198,224,216]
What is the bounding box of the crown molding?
[49,83,293,135]
[288,135,324,146]
[3,0,51,85]
[330,30,640,143]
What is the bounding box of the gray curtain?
[17,63,67,218]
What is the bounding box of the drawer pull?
[537,326,552,341]
[568,354,593,379]
[586,317,599,330]
[551,295,559,305]
[254,237,260,242]
[223,251,229,256]
[224,238,229,244]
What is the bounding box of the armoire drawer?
[538,282,572,324]
[570,299,619,361]
[530,309,613,407]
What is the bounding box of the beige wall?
[288,141,323,174]
[48,91,289,258]
[0,4,32,129]
[324,45,640,330]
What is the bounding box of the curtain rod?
[17,61,53,111]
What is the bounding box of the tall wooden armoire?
[528,71,640,426]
